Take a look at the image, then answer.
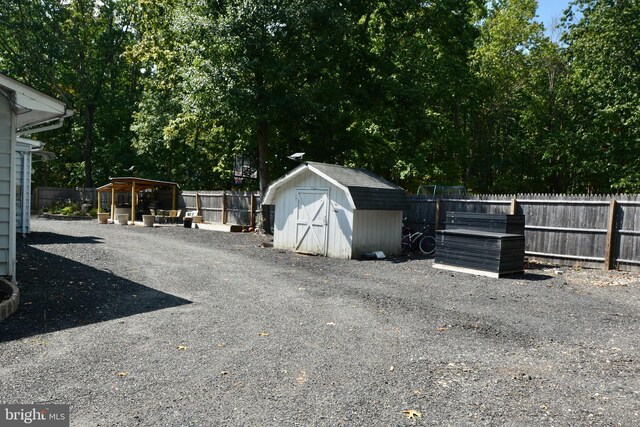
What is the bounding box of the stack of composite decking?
[433,212,525,278]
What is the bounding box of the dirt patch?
[529,262,640,287]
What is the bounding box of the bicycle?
[401,219,436,255]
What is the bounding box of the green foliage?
[0,0,142,188]
[45,202,87,217]
[1,0,637,194]
[561,0,640,192]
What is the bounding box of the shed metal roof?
[263,162,408,210]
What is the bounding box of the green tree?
[132,1,371,191]
[467,0,546,192]
[0,0,142,188]
[132,1,486,194]
[562,0,640,192]
[343,0,484,191]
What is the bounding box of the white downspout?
[21,151,28,236]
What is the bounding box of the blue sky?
[536,0,572,31]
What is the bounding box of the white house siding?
[352,210,402,257]
[272,169,354,258]
[0,96,14,276]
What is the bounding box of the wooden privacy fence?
[33,187,639,271]
[181,191,262,227]
[33,187,264,226]
[407,194,640,272]
[33,187,97,210]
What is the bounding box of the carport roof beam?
[96,177,179,193]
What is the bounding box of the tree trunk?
[257,120,272,233]
[83,103,95,188]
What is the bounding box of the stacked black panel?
[435,212,525,276]
[445,212,525,234]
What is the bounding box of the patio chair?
[168,210,178,224]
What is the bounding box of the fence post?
[222,191,227,224]
[35,187,39,211]
[604,199,618,271]
[250,193,256,227]
[434,199,441,231]
[195,192,200,214]
[510,198,519,215]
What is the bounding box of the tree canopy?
[0,0,637,194]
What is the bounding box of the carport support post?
[97,191,101,214]
[172,185,176,210]
[195,192,200,214]
[111,187,115,221]
[131,181,136,224]
[434,199,441,231]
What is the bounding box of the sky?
[536,0,573,32]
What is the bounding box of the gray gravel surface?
[1,217,639,426]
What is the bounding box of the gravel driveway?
[1,217,639,426]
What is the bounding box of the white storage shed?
[263,162,408,259]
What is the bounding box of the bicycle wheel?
[419,235,436,255]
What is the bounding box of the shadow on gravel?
[1,237,191,343]
[357,253,434,264]
[517,272,554,281]
[20,231,105,245]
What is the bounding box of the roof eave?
[0,74,71,131]
[262,164,309,205]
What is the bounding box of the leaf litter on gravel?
[401,409,422,419]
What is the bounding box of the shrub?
[45,202,86,217]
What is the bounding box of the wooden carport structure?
[96,177,179,223]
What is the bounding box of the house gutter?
[16,110,74,136]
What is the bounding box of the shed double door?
[294,188,329,255]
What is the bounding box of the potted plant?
[97,211,110,224]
